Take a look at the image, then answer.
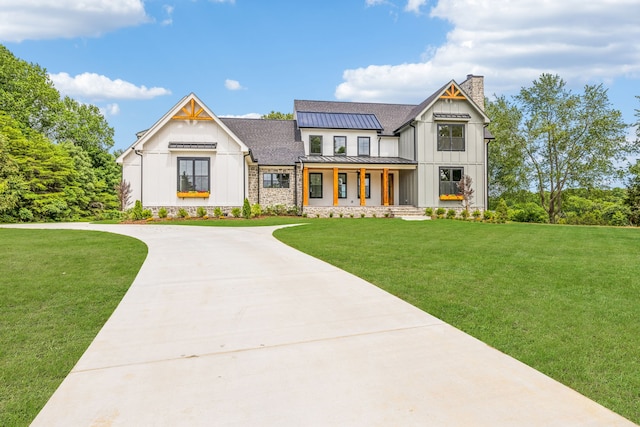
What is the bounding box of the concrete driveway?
[5,223,634,426]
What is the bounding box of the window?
[439,167,463,195]
[334,136,346,155]
[338,173,347,198]
[358,137,370,156]
[437,124,465,151]
[309,173,323,198]
[310,135,322,155]
[178,158,210,192]
[264,173,290,188]
[357,172,370,199]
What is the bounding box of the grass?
[0,229,147,427]
[152,216,310,227]
[274,219,640,424]
[3,218,639,424]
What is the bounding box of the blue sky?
[1,0,639,153]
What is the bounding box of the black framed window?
[439,167,463,195]
[263,173,290,188]
[437,124,465,151]
[309,173,323,198]
[358,137,370,156]
[334,136,346,155]
[357,172,370,199]
[338,173,347,198]
[178,157,210,192]
[310,135,322,155]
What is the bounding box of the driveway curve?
[5,223,634,426]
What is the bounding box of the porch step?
[390,207,430,220]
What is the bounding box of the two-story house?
[116,75,491,217]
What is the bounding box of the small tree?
[242,198,251,219]
[457,174,474,211]
[115,180,132,211]
[495,199,509,223]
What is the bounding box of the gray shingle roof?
[294,100,416,136]
[220,118,304,165]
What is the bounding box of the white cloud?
[404,0,427,14]
[0,0,149,42]
[338,0,640,102]
[161,5,174,26]
[50,72,171,101]
[104,103,121,116]
[225,79,246,91]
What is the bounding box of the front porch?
[299,156,418,216]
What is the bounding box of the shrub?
[94,210,124,221]
[360,213,365,218]
[609,210,629,226]
[424,207,433,217]
[461,209,470,220]
[349,213,354,218]
[472,209,481,220]
[231,207,241,218]
[446,209,457,219]
[339,212,344,218]
[483,210,494,221]
[242,198,251,219]
[509,202,547,223]
[266,204,287,216]
[141,209,153,219]
[195,206,207,218]
[158,207,168,219]
[495,199,509,223]
[128,200,144,220]
[251,203,262,218]
[18,208,33,222]
[329,212,334,218]
[287,206,300,216]
[436,207,446,218]
[178,208,189,218]
[213,207,223,218]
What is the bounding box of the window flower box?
[177,191,210,198]
[440,194,464,201]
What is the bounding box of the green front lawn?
[3,219,639,424]
[0,229,147,427]
[274,219,640,424]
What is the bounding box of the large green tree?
[0,45,61,136]
[626,98,640,225]
[261,111,293,120]
[487,74,634,223]
[0,44,121,219]
[486,96,529,199]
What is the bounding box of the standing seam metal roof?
[297,111,383,131]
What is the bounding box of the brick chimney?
[460,74,484,111]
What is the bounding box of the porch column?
[333,168,339,206]
[383,168,389,206]
[303,167,309,206]
[360,168,366,206]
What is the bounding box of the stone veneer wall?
[459,74,485,111]
[256,166,297,208]
[247,165,259,205]
[302,206,394,218]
